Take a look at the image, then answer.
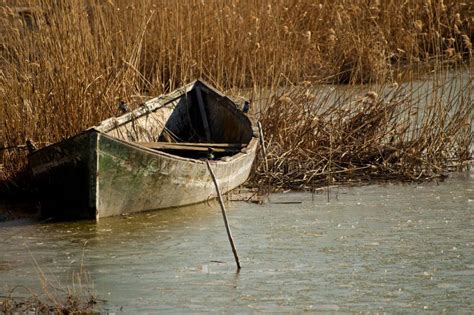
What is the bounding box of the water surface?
[0,171,473,313]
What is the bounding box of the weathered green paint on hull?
[96,134,257,218]
[28,80,258,220]
[29,130,257,220]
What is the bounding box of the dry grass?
[0,244,97,314]
[0,0,472,192]
[251,70,472,190]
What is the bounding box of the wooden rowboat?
[29,80,258,220]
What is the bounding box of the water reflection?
[1,172,473,312]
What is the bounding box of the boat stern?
[28,130,99,220]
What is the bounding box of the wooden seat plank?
[137,141,246,153]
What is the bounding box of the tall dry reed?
[251,70,472,189]
[0,0,472,192]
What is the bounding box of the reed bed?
[251,70,472,190]
[0,0,472,193]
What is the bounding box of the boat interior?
[105,82,254,160]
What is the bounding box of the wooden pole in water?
[206,160,241,270]
[257,121,268,172]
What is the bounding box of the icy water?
[0,171,473,313]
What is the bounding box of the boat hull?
[29,130,257,220]
[29,79,258,220]
[28,130,99,220]
[96,133,257,218]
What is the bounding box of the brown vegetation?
[0,0,472,193]
[0,247,97,313]
[251,73,472,190]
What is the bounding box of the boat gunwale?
[94,79,243,134]
[28,128,96,159]
[29,79,255,163]
[94,83,194,134]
